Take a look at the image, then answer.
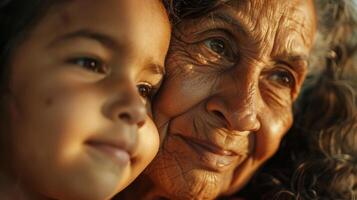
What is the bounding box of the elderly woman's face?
[149,0,316,198]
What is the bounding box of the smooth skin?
[1,0,170,199]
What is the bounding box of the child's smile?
[3,0,170,199]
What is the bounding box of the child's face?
[6,0,170,199]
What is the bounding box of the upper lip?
[86,138,136,157]
[179,136,238,157]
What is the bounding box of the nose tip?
[117,105,146,127]
[211,108,260,132]
[207,97,261,133]
[228,111,261,132]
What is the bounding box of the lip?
[178,135,240,172]
[86,140,134,166]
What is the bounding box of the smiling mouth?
[177,135,240,172]
[86,141,131,166]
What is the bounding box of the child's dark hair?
[0,0,170,91]
[0,0,55,91]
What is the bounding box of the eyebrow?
[145,63,165,76]
[277,54,309,74]
[211,12,309,70]
[285,54,308,64]
[50,29,164,75]
[48,29,122,50]
[210,12,250,38]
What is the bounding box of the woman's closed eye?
[68,56,109,74]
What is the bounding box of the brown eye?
[69,57,107,74]
[204,38,227,55]
[269,70,295,88]
[137,83,153,99]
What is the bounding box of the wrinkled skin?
[1,0,170,199]
[141,0,317,199]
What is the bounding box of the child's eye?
[137,82,153,100]
[68,57,108,74]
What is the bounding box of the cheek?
[259,81,293,108]
[253,81,294,160]
[254,106,293,161]
[11,79,104,163]
[154,56,216,121]
[134,118,159,168]
[127,117,159,186]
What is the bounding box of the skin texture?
[143,0,317,199]
[1,0,170,199]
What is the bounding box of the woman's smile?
[177,135,242,172]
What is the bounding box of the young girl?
[0,0,170,199]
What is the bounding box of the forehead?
[29,0,169,65]
[46,0,165,38]
[215,0,317,58]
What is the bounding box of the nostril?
[118,111,146,127]
[137,120,145,128]
[118,113,132,124]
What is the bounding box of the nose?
[206,77,261,133]
[117,100,146,127]
[106,85,146,128]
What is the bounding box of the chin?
[146,153,233,200]
[45,159,131,200]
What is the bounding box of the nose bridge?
[104,76,146,127]
[228,71,257,113]
[208,65,261,132]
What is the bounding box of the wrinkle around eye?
[202,37,238,61]
[167,42,222,76]
[171,30,237,69]
[259,78,293,108]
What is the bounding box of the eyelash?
[268,69,296,89]
[199,37,238,64]
[68,56,108,74]
[137,82,156,101]
[67,57,159,101]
